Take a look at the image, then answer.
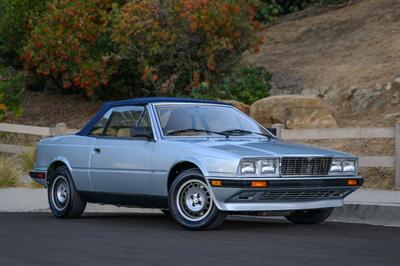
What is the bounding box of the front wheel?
[285,208,334,224]
[168,169,226,230]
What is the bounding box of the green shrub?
[0,66,24,120]
[0,0,48,68]
[274,0,310,14]
[256,0,349,22]
[256,0,310,22]
[0,155,21,188]
[255,0,283,22]
[191,66,272,104]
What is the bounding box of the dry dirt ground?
[243,0,400,126]
[5,91,100,129]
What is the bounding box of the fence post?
[272,123,284,138]
[395,121,400,188]
[51,123,67,136]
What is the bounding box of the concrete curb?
[1,188,399,227]
[328,188,400,227]
[330,204,400,227]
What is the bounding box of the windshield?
[155,104,273,138]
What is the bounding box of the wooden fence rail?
[0,122,78,156]
[280,127,395,140]
[0,121,399,187]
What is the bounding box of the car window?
[90,109,113,136]
[156,104,270,137]
[90,106,147,138]
[137,109,151,132]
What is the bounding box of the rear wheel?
[48,166,86,218]
[168,169,226,230]
[285,208,334,224]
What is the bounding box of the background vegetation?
[256,0,349,22]
[0,0,274,112]
[0,0,330,120]
[0,155,21,188]
[0,66,23,120]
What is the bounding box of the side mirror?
[131,126,153,140]
[267,128,277,136]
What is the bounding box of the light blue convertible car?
[30,97,363,230]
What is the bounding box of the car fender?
[48,156,73,172]
[172,156,209,176]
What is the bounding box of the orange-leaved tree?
[21,0,263,98]
[20,0,115,96]
[112,0,263,96]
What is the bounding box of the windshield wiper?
[166,128,228,137]
[219,129,274,139]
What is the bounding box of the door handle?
[94,147,101,154]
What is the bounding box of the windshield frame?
[150,102,276,139]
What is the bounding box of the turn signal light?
[347,179,358,186]
[251,181,268,188]
[211,180,222,187]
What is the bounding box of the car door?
[89,105,155,195]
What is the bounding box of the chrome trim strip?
[147,103,161,142]
[216,199,344,212]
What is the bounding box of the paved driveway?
[0,213,399,266]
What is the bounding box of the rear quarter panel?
[36,135,95,191]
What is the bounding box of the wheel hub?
[186,192,204,211]
[51,176,70,211]
[57,183,68,203]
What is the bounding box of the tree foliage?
[191,66,271,104]
[20,0,115,96]
[0,0,48,67]
[21,0,263,99]
[256,0,310,22]
[0,66,23,120]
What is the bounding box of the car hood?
[180,138,354,158]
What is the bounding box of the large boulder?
[250,95,337,129]
[222,100,250,115]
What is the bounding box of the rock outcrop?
[250,95,337,129]
[222,100,250,115]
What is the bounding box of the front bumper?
[205,176,363,212]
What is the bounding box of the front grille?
[281,157,332,176]
[257,189,350,202]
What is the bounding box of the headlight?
[329,158,357,175]
[240,160,256,174]
[261,159,278,174]
[343,159,357,173]
[239,158,279,176]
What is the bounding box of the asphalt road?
[0,212,399,266]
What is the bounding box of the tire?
[168,168,226,230]
[48,166,86,218]
[285,208,334,224]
